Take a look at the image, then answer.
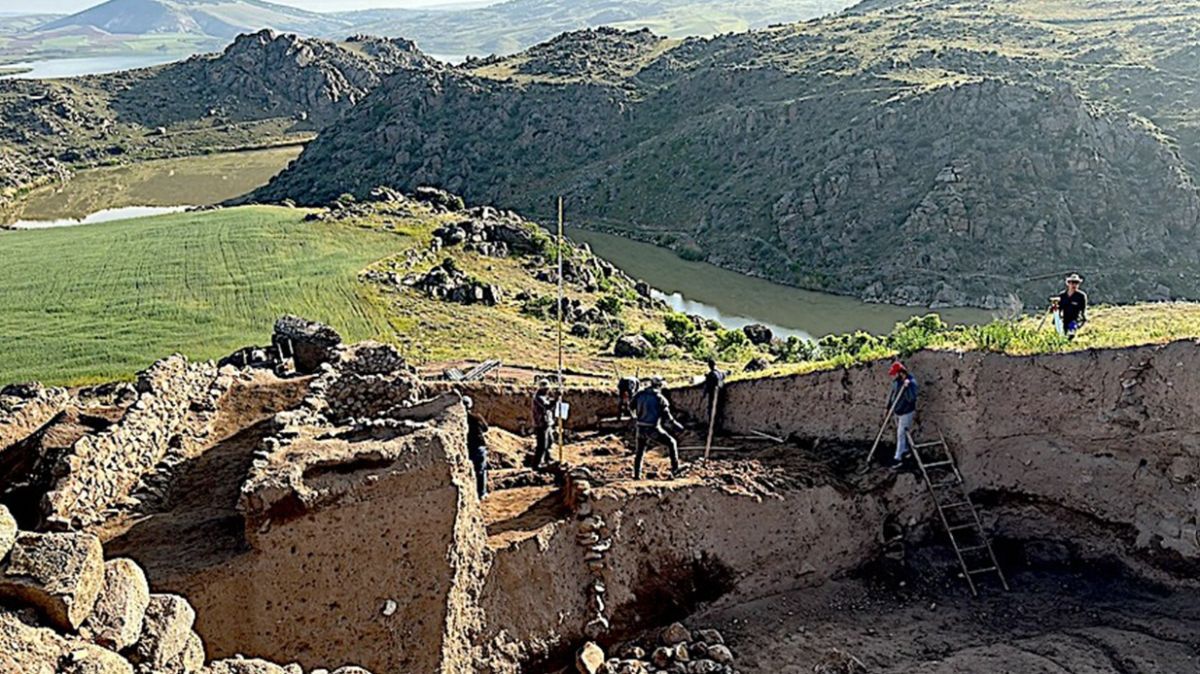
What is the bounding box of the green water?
[568,227,994,339]
[10,145,302,224]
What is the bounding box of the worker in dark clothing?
[530,379,555,469]
[886,362,918,468]
[617,376,640,419]
[1051,273,1088,341]
[463,396,488,499]
[632,377,684,479]
[702,358,727,433]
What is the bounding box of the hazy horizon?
[6,0,495,14]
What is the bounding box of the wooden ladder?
[908,431,1009,596]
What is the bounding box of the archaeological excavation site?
[3,316,1200,673]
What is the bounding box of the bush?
[664,312,705,351]
[775,335,819,363]
[641,329,668,348]
[887,313,950,357]
[715,328,754,361]
[597,294,624,317]
[817,331,881,359]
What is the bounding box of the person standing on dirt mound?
[463,396,489,499]
[702,358,727,433]
[530,379,556,469]
[633,376,684,479]
[886,362,918,468]
[1051,273,1088,341]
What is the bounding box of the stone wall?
[173,394,486,674]
[41,356,226,530]
[0,384,70,454]
[0,503,368,674]
[669,340,1200,580]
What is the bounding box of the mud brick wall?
[184,396,486,674]
[42,356,222,529]
[432,382,620,434]
[669,340,1200,576]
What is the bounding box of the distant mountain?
[0,14,64,36]
[9,0,859,65]
[335,0,859,56]
[37,0,342,39]
[255,0,1200,309]
[0,30,436,212]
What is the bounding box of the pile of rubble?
[0,504,370,674]
[575,623,738,674]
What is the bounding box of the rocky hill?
[254,0,1200,309]
[0,30,436,214]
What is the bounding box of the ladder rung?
[958,544,989,554]
[939,501,973,510]
[923,460,954,469]
[967,566,998,575]
[947,523,976,532]
[914,441,943,448]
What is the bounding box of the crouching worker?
[886,362,918,468]
[530,378,555,470]
[632,377,684,479]
[463,396,489,499]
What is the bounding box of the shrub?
[597,294,624,317]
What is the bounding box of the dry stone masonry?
[42,356,229,530]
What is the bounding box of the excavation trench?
[5,339,1200,672]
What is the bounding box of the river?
[8,147,992,338]
[567,228,993,340]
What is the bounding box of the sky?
[0,0,489,13]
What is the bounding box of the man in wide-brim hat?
[1051,273,1088,340]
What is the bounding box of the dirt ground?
[691,564,1200,673]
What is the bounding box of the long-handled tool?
[703,389,720,461]
[861,380,908,472]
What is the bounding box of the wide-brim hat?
[1065,273,1083,283]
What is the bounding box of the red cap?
[888,362,906,377]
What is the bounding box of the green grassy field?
[0,206,407,385]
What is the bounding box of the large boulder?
[81,558,150,651]
[0,531,105,631]
[412,186,465,212]
[206,656,290,674]
[742,323,774,345]
[58,643,135,674]
[127,594,199,673]
[0,608,68,674]
[0,505,15,561]
[273,316,343,374]
[614,334,653,358]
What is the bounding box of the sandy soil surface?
[692,565,1200,673]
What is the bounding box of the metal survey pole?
[556,196,565,462]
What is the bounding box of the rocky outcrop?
[108,30,439,129]
[255,2,1200,308]
[0,505,364,674]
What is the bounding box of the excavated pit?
[4,336,1200,672]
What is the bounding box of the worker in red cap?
[886,361,918,467]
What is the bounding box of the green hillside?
[255,0,1200,310]
[0,206,402,384]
